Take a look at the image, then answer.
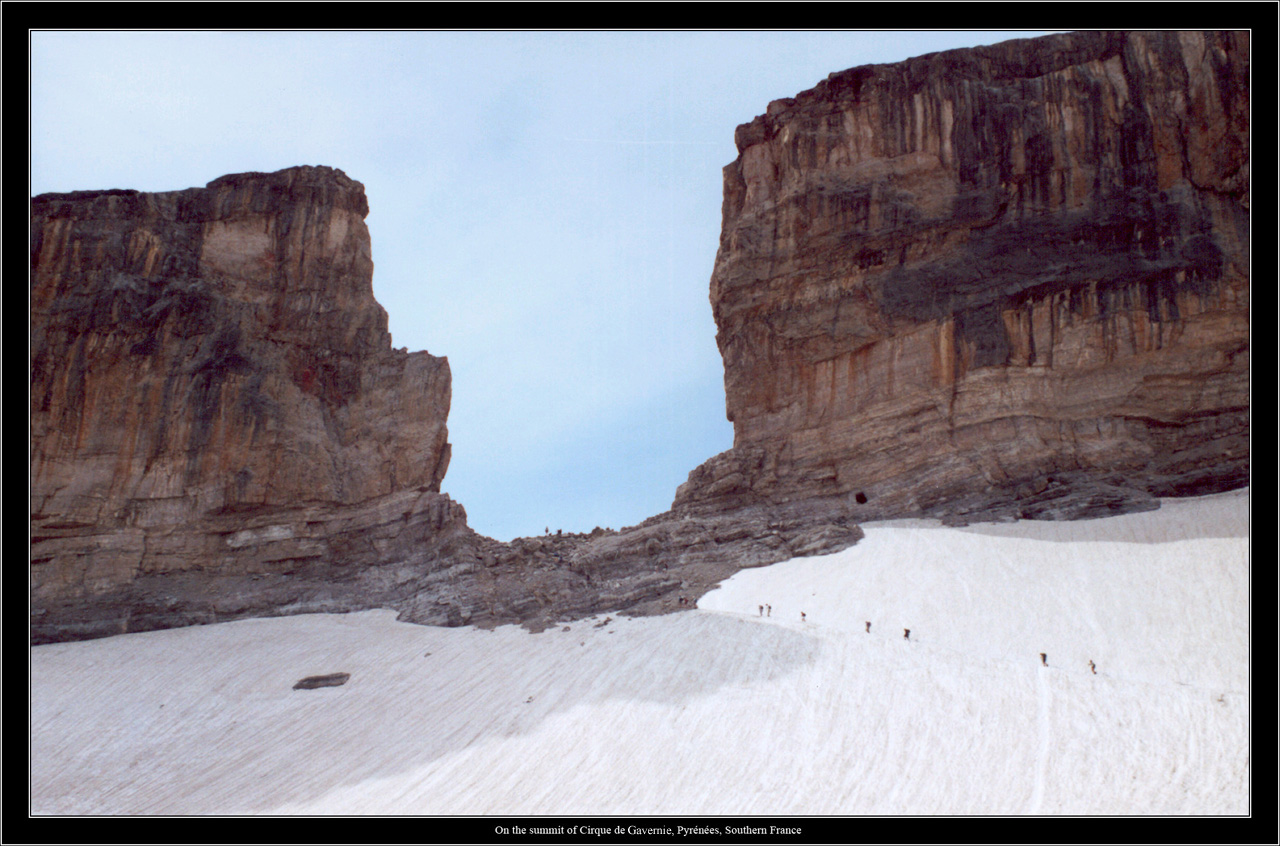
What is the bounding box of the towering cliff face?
[29,166,861,644]
[31,167,467,641]
[675,31,1249,522]
[31,31,1251,643]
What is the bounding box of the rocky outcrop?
[395,502,863,632]
[31,31,1251,643]
[675,30,1249,524]
[293,673,351,690]
[30,166,861,643]
[31,167,464,642]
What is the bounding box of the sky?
[30,30,1064,541]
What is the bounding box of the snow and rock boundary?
[32,489,1248,815]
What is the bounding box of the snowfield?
[30,489,1249,815]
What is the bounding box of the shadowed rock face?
[31,167,464,641]
[674,30,1249,524]
[30,166,859,643]
[29,31,1251,643]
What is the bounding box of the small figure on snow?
[766,604,772,617]
[758,604,764,616]
[801,611,807,622]
[1088,659,1096,674]
[903,628,910,640]
[865,621,871,633]
[1040,653,1048,667]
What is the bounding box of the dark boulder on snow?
[293,672,351,690]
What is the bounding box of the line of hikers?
[758,606,1100,674]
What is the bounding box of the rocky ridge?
[674,30,1249,524]
[31,30,1249,643]
[30,167,859,642]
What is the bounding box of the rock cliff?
[31,167,466,641]
[31,166,858,642]
[674,30,1249,523]
[31,30,1251,642]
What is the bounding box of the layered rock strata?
[31,167,859,642]
[32,30,1251,643]
[675,30,1250,523]
[31,167,463,641]
[399,502,862,632]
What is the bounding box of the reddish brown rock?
[30,167,462,641]
[29,166,860,644]
[675,30,1249,523]
[32,31,1251,644]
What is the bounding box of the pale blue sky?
[31,30,1062,541]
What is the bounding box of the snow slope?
[29,489,1249,815]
